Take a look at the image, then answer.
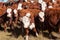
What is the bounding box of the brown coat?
[45,8,60,25]
[19,9,40,23]
[0,4,6,17]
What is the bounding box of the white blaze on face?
[22,14,35,29]
[17,3,22,10]
[22,16,30,28]
[41,1,47,11]
[13,9,18,17]
[38,0,43,3]
[13,9,17,14]
[7,8,12,13]
[39,11,45,22]
[26,13,31,17]
[7,8,12,17]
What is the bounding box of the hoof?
[49,34,52,39]
[24,35,29,40]
[36,32,39,37]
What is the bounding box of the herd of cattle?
[0,0,60,40]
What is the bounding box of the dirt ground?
[0,30,60,40]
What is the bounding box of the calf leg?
[29,23,38,37]
[9,18,13,30]
[15,17,18,24]
[59,28,60,33]
[24,28,29,40]
[33,28,38,37]
[57,21,60,33]
[4,23,7,32]
[58,24,60,33]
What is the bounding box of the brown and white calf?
[19,9,39,40]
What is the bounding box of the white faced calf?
[7,8,12,18]
[39,11,45,22]
[17,3,23,10]
[21,12,38,40]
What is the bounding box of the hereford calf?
[6,6,13,30]
[19,9,38,40]
[45,8,60,37]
